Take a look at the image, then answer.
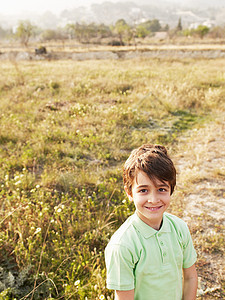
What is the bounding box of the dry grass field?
[0,50,224,299]
[2,38,225,54]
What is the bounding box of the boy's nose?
[148,192,159,203]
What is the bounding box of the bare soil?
[174,112,225,299]
[1,48,225,61]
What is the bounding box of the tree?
[0,26,8,39]
[141,19,161,33]
[195,25,209,39]
[66,22,112,43]
[208,26,225,39]
[182,28,193,37]
[66,23,83,42]
[16,20,35,46]
[41,29,65,41]
[136,24,149,38]
[65,23,77,40]
[97,23,112,39]
[177,18,182,31]
[114,19,130,45]
[162,24,169,32]
[66,23,90,43]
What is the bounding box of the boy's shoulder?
[107,215,134,241]
[107,214,137,245]
[164,212,191,239]
[164,212,188,226]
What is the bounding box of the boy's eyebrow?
[156,183,170,188]
[136,185,149,188]
[136,183,170,188]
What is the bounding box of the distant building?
[12,25,18,34]
[189,20,215,29]
[154,32,169,40]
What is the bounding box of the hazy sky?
[2,0,223,15]
[1,0,115,15]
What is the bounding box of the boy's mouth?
[145,206,163,211]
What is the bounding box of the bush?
[41,29,66,41]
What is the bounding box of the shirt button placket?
[157,233,167,263]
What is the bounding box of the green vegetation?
[3,16,225,46]
[183,25,210,39]
[15,20,37,47]
[0,57,224,299]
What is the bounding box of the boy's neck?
[150,219,163,231]
[136,211,164,231]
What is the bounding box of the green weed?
[0,57,224,298]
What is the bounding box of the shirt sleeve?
[182,224,197,269]
[105,243,136,291]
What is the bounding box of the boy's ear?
[124,186,133,202]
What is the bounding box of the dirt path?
[2,49,225,61]
[174,112,225,299]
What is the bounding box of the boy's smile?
[126,171,171,230]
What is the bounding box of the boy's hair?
[123,144,176,195]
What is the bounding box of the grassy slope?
[0,57,224,299]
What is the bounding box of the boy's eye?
[139,189,148,193]
[158,188,167,192]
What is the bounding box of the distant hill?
[173,0,225,7]
[132,0,225,7]
[59,1,225,28]
[0,0,225,30]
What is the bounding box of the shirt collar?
[132,212,171,239]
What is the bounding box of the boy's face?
[126,170,171,230]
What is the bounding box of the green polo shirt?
[105,212,197,300]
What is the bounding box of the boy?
[105,144,197,300]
